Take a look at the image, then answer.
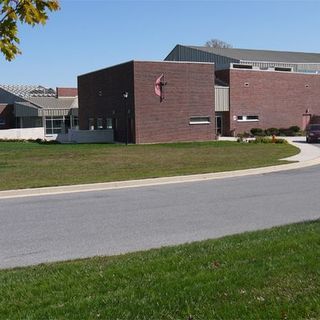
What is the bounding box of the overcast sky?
[1,0,320,88]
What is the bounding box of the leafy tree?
[0,0,60,61]
[205,39,233,48]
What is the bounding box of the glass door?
[215,115,222,135]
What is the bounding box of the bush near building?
[249,126,301,137]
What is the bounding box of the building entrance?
[215,115,222,136]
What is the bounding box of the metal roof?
[0,85,78,113]
[0,84,56,97]
[28,97,77,110]
[187,46,320,63]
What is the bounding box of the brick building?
[215,68,320,135]
[166,45,320,136]
[78,61,215,144]
[78,45,320,143]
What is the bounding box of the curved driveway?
[1,139,320,269]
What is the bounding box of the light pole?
[122,91,129,145]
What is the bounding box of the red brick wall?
[229,69,320,135]
[78,61,135,142]
[56,87,78,98]
[133,61,215,144]
[0,104,14,129]
[78,61,215,144]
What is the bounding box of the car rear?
[306,124,320,143]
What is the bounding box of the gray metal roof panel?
[187,46,320,63]
[0,84,56,97]
[14,101,40,109]
[27,97,78,109]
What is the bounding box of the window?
[237,115,259,122]
[97,118,103,129]
[0,117,5,126]
[274,67,292,72]
[45,116,64,135]
[106,118,113,129]
[72,116,79,128]
[233,64,253,69]
[246,115,259,120]
[189,116,211,125]
[89,118,94,130]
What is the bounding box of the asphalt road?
[1,164,320,269]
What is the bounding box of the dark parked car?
[306,124,320,143]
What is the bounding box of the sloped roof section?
[187,46,320,63]
[0,84,78,113]
[0,85,56,97]
[28,97,78,109]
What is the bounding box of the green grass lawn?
[0,141,298,190]
[0,220,319,319]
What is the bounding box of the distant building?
[0,85,78,138]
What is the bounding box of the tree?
[205,39,233,49]
[0,0,60,61]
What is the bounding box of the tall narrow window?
[89,118,94,130]
[72,116,79,128]
[97,118,103,129]
[106,118,113,129]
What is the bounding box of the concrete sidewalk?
[0,137,320,200]
[281,136,320,161]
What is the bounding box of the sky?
[1,0,320,88]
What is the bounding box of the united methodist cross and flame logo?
[154,74,167,102]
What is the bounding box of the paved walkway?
[281,136,320,161]
[1,137,320,200]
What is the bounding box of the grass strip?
[0,141,298,190]
[0,220,319,319]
